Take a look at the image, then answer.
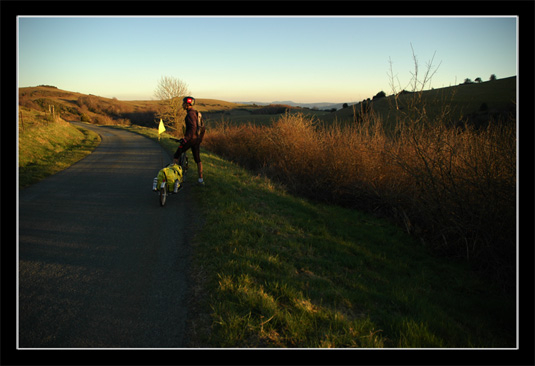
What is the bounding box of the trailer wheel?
[159,184,167,206]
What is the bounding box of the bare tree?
[154,76,191,136]
[408,43,441,94]
[387,45,443,124]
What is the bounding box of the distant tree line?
[462,74,497,85]
[340,74,500,116]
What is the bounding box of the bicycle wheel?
[159,184,167,206]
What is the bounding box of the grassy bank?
[188,148,515,348]
[130,126,515,348]
[18,111,101,188]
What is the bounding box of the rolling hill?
[19,76,516,129]
[327,76,516,127]
[18,86,238,127]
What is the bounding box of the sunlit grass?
[18,115,101,188]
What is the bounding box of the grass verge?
[187,149,515,348]
[18,119,101,188]
[126,126,515,348]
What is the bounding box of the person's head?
[182,96,195,110]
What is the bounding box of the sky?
[17,16,517,104]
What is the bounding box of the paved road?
[18,123,194,348]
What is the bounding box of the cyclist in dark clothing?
[173,96,204,185]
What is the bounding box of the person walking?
[173,96,205,186]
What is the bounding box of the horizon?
[17,16,517,104]
[21,74,517,108]
[22,73,517,105]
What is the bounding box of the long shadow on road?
[18,124,194,348]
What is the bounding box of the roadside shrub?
[93,114,114,125]
[203,111,516,291]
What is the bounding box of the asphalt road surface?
[18,123,194,348]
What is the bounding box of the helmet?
[183,96,195,106]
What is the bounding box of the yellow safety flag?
[158,119,166,135]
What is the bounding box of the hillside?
[327,76,516,127]
[19,86,156,126]
[18,86,325,128]
[19,86,300,127]
[19,76,516,129]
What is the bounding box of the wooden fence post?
[20,110,24,131]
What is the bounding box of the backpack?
[196,111,206,140]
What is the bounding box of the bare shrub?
[203,109,516,290]
[77,95,100,113]
[93,114,114,125]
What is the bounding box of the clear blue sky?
[17,16,517,103]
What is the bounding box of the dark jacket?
[173,108,203,161]
[184,108,199,143]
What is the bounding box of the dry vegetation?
[19,85,158,127]
[203,102,516,291]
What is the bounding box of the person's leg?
[192,144,204,185]
[197,161,203,180]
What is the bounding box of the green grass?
[190,151,515,348]
[126,126,515,348]
[18,119,101,188]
